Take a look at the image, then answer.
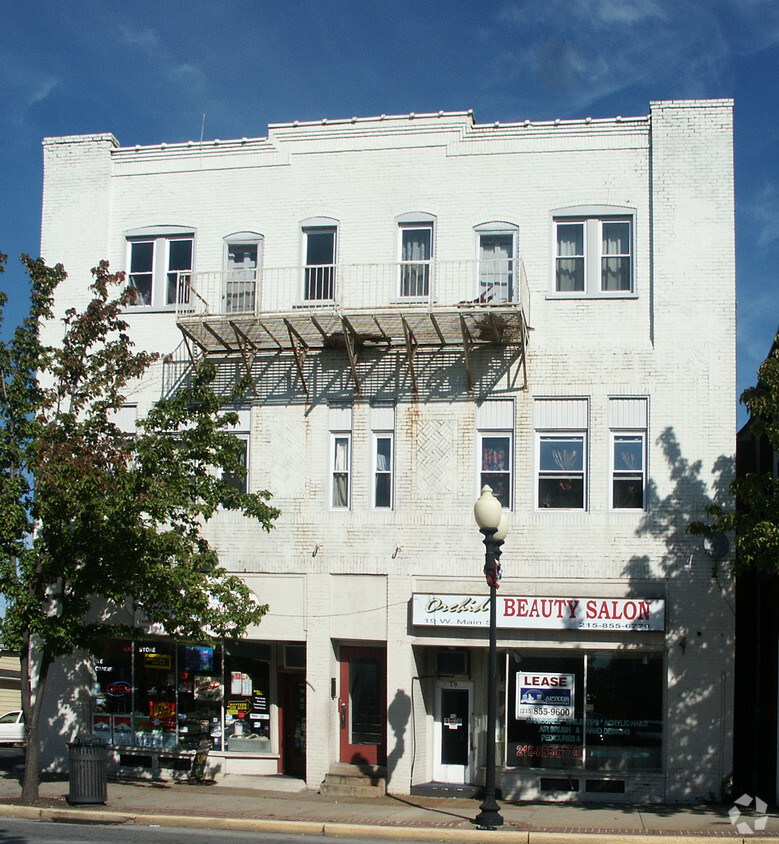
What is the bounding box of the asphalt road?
[0,816,402,844]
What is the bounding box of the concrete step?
[320,763,387,798]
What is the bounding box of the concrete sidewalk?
[0,772,776,842]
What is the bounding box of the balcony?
[175,259,530,395]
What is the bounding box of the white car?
[0,711,25,745]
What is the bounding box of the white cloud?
[0,50,60,123]
[485,0,745,115]
[119,25,162,52]
[743,183,779,249]
[28,76,59,107]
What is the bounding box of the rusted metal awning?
[177,302,528,397]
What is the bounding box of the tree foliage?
[0,253,279,802]
[690,332,779,574]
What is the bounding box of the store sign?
[411,594,664,632]
[516,672,575,722]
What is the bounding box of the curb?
[0,802,775,842]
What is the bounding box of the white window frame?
[536,431,588,510]
[330,432,352,510]
[610,431,647,511]
[125,227,194,309]
[476,399,514,510]
[550,206,635,298]
[397,219,434,300]
[478,431,513,510]
[475,222,518,303]
[301,218,338,304]
[372,432,394,510]
[223,232,263,315]
[223,434,250,495]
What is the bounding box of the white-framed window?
[398,222,433,298]
[303,222,337,303]
[552,207,634,296]
[330,404,352,510]
[611,433,646,510]
[221,409,251,495]
[373,434,394,509]
[223,435,249,494]
[331,434,351,509]
[371,404,395,510]
[223,232,262,315]
[538,434,587,509]
[534,398,588,510]
[476,223,517,303]
[609,398,648,510]
[126,229,194,308]
[477,400,514,509]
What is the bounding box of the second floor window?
[373,433,394,509]
[538,434,587,509]
[304,227,336,302]
[331,434,351,509]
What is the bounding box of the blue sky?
[1,0,777,425]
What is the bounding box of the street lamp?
[473,484,508,829]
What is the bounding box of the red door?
[338,646,387,765]
[279,671,306,778]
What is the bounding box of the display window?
[92,637,275,754]
[224,641,272,752]
[506,652,663,772]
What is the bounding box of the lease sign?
[516,672,575,722]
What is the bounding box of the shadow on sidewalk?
[388,793,478,823]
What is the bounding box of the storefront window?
[506,652,663,772]
[507,655,585,769]
[585,653,663,771]
[224,641,272,752]
[92,637,274,754]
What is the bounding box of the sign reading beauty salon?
[411,594,664,632]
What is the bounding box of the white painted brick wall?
[38,101,735,801]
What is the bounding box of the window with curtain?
[399,224,432,297]
[555,224,585,292]
[332,434,351,509]
[553,215,633,295]
[373,433,393,509]
[479,234,515,302]
[601,221,631,291]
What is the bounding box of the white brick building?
[39,99,735,803]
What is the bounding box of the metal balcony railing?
[175,258,529,321]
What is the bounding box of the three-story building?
[38,99,735,803]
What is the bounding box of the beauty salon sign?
[411,593,664,632]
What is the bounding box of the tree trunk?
[20,638,51,805]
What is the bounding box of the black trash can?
[67,736,107,804]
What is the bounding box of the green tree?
[690,332,779,573]
[0,253,279,803]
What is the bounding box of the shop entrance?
[278,671,306,779]
[434,681,473,783]
[338,646,387,765]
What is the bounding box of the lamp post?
[473,484,509,829]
